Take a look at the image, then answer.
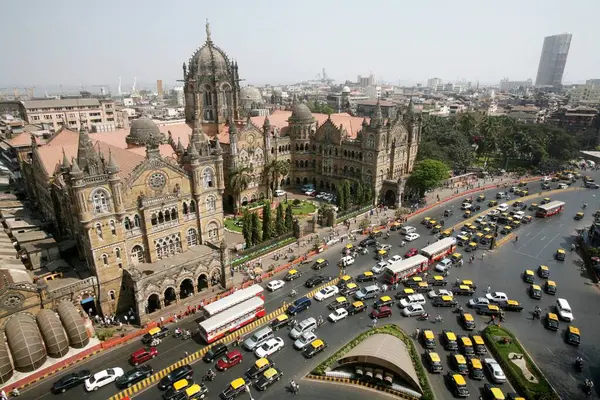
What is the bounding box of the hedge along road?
[20,178,570,400]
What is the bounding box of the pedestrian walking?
[160,316,164,326]
[124,315,128,324]
[487,315,496,325]
[486,285,491,294]
[372,317,378,328]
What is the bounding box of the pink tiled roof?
[6,132,33,147]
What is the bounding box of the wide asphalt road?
[24,175,596,400]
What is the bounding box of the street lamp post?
[245,385,255,400]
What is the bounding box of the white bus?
[420,237,457,264]
[383,255,429,284]
[202,284,264,319]
[198,296,266,344]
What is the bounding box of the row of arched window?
[155,233,183,259]
[150,208,178,226]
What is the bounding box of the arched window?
[182,202,189,215]
[95,223,103,240]
[186,228,198,247]
[344,150,348,157]
[203,168,214,188]
[108,290,116,301]
[295,144,299,151]
[312,144,316,151]
[115,247,121,259]
[124,217,131,230]
[335,148,338,156]
[367,134,375,149]
[101,253,109,266]
[131,245,144,264]
[151,213,157,226]
[92,189,109,214]
[207,223,219,241]
[158,211,164,224]
[190,200,196,213]
[134,214,141,227]
[109,220,116,236]
[170,208,177,221]
[206,195,217,211]
[165,210,171,222]
[155,233,182,259]
[271,147,274,154]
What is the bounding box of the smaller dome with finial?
[342,86,351,93]
[126,117,166,146]
[290,103,313,122]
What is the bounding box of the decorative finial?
[205,19,212,42]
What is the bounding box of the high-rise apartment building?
[157,79,164,98]
[427,77,442,89]
[535,33,572,87]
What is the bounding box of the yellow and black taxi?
[429,275,448,286]
[545,312,559,331]
[341,282,359,296]
[465,241,479,252]
[468,356,485,380]
[513,200,524,209]
[481,226,492,235]
[488,199,498,207]
[426,219,437,228]
[426,350,443,373]
[518,181,528,187]
[529,284,542,300]
[522,215,533,224]
[541,197,551,205]
[528,202,538,211]
[457,234,471,246]
[421,329,436,349]
[566,326,581,346]
[254,367,283,391]
[269,314,290,331]
[461,313,476,330]
[459,279,477,289]
[481,234,494,245]
[545,280,557,295]
[312,258,329,270]
[141,326,169,344]
[452,354,469,375]
[523,269,535,283]
[442,330,459,351]
[575,212,584,220]
[343,243,354,253]
[220,377,248,400]
[519,189,529,197]
[375,249,388,261]
[450,253,463,264]
[477,304,501,316]
[346,300,366,315]
[471,334,487,355]
[374,295,394,308]
[369,229,383,238]
[421,217,432,225]
[501,300,523,312]
[390,221,403,231]
[477,194,486,202]
[394,287,415,300]
[432,224,443,234]
[538,265,549,278]
[165,378,194,399]
[183,383,208,400]
[439,228,453,239]
[327,296,349,310]
[501,225,513,235]
[555,248,566,261]
[510,220,521,229]
[356,271,377,283]
[245,357,274,380]
[284,269,302,281]
[405,276,424,288]
[433,295,458,307]
[336,275,354,288]
[416,282,430,293]
[463,210,472,218]
[302,339,327,358]
[453,285,475,296]
[459,336,475,356]
[466,223,479,232]
[483,384,505,400]
[445,373,470,397]
[513,188,522,196]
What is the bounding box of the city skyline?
[1,0,599,88]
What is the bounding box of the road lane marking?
[569,373,576,381]
[547,347,554,355]
[535,232,561,259]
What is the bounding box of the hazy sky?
[1,0,599,89]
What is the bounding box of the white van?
[243,327,274,350]
[289,317,317,339]
[496,203,509,212]
[496,192,506,199]
[513,211,525,220]
[355,285,380,300]
[558,183,569,189]
[556,298,574,321]
[400,226,417,235]
[339,255,355,267]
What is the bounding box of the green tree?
[355,181,364,205]
[242,209,252,248]
[336,185,346,210]
[228,166,252,213]
[343,180,351,210]
[264,159,290,198]
[250,213,261,246]
[363,183,374,205]
[262,203,273,240]
[307,101,335,115]
[275,202,285,236]
[284,204,294,232]
[406,159,449,198]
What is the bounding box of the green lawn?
[281,200,317,215]
[224,217,243,232]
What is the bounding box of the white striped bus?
[201,284,264,319]
[198,296,266,343]
[536,201,565,218]
[383,255,429,284]
[420,237,457,264]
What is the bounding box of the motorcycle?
[533,309,541,320]
[417,313,429,321]
[453,307,464,314]
[584,378,594,395]
[203,370,216,382]
[289,289,297,297]
[181,331,192,340]
[150,338,161,347]
[576,358,584,372]
[317,316,324,327]
[433,315,444,323]
[172,330,183,339]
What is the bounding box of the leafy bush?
[292,198,302,206]
[96,328,115,341]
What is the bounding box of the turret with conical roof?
[106,149,120,174]
[76,125,102,175]
[61,148,70,172]
[69,157,83,178]
[370,100,383,128]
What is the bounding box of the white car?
[468,297,490,308]
[428,289,453,299]
[85,368,124,391]
[305,189,316,196]
[399,294,426,308]
[435,258,453,272]
[372,261,388,274]
[293,331,317,350]
[389,255,402,264]
[402,304,425,317]
[254,337,285,358]
[486,292,508,303]
[274,189,286,197]
[405,232,420,242]
[328,308,349,322]
[542,176,552,182]
[377,244,392,251]
[314,285,339,301]
[484,358,506,383]
[266,280,285,292]
[488,209,500,216]
[475,216,486,224]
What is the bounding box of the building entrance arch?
[147,294,161,314]
[384,189,396,207]
[180,278,194,299]
[197,274,208,292]
[164,287,177,306]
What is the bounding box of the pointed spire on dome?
[70,157,82,176]
[61,148,70,169]
[107,149,120,174]
[205,19,212,43]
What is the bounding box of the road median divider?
[109,277,340,400]
[307,374,414,399]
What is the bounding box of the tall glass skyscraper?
[535,33,572,87]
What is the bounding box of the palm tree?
[264,159,289,198]
[229,165,252,213]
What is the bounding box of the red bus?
[202,284,264,319]
[198,297,266,343]
[420,237,457,264]
[536,201,565,218]
[383,255,429,284]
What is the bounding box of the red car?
[216,350,243,371]
[405,248,418,258]
[130,347,158,366]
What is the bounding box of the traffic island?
[308,324,434,400]
[483,325,559,400]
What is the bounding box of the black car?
[356,272,377,282]
[202,342,228,363]
[254,367,283,391]
[305,275,326,288]
[432,296,457,307]
[359,238,377,247]
[163,378,194,400]
[158,365,194,390]
[51,369,91,393]
[116,365,153,389]
[513,203,527,211]
[444,209,454,217]
[245,358,274,380]
[452,285,475,296]
[141,326,169,344]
